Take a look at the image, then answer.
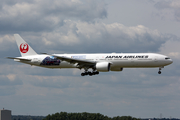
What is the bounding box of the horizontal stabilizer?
[7,57,31,61]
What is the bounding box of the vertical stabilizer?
[14,34,37,57]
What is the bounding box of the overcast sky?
[0,0,180,118]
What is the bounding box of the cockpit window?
[165,57,170,60]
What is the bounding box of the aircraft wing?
[51,54,96,68]
[7,57,31,61]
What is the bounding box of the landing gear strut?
[158,67,163,74]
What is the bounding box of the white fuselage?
[15,53,173,70]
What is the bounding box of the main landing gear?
[81,71,99,76]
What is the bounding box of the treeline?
[43,112,140,120]
[11,114,180,120]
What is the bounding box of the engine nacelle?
[111,67,123,71]
[96,62,110,72]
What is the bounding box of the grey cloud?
[0,34,18,58]
[40,0,107,21]
[0,65,23,88]
[154,1,171,9]
[154,0,180,22]
[0,35,19,65]
[34,21,171,53]
[0,86,16,96]
[0,71,23,96]
[0,75,23,86]
[29,75,71,88]
[0,0,107,32]
[13,69,180,117]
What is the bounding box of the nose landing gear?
[158,67,164,74]
[158,71,161,74]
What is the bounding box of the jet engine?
[96,62,110,72]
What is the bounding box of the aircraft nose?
[169,59,173,64]
[167,59,173,65]
[164,56,173,65]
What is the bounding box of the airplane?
[7,34,173,76]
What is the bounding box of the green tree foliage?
[43,112,140,120]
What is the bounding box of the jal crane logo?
[20,43,29,53]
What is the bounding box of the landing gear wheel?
[89,73,93,76]
[85,72,88,75]
[81,73,85,76]
[81,69,100,76]
[158,71,161,74]
[96,71,99,74]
